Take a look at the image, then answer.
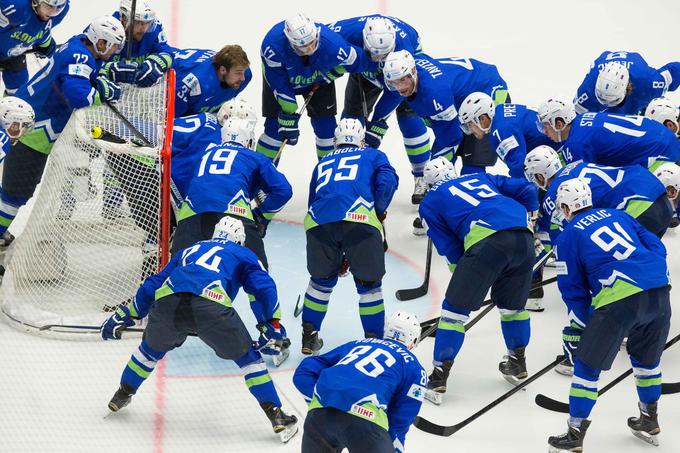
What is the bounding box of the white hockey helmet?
[85,16,126,57]
[423,156,457,187]
[383,50,416,91]
[216,98,257,127]
[362,17,396,61]
[524,145,563,190]
[653,163,680,200]
[556,178,593,216]
[334,118,365,148]
[221,117,256,149]
[645,97,680,136]
[120,0,156,23]
[537,97,576,132]
[284,13,320,56]
[384,311,421,350]
[458,92,495,135]
[0,96,35,140]
[32,0,67,17]
[213,216,246,245]
[595,62,629,107]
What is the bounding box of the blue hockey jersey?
[574,51,680,115]
[305,146,398,232]
[177,142,292,223]
[109,10,175,66]
[327,15,422,87]
[173,48,252,117]
[374,53,508,159]
[0,0,69,60]
[15,34,107,154]
[130,238,280,322]
[293,337,427,453]
[488,103,553,179]
[171,112,221,203]
[419,173,537,270]
[0,127,9,163]
[539,162,667,242]
[562,113,680,169]
[554,208,669,328]
[261,21,367,113]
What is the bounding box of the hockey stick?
[396,238,432,301]
[414,355,564,436]
[273,84,319,165]
[125,0,137,61]
[535,332,680,413]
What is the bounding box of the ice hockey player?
[173,44,252,117]
[293,311,426,453]
[99,0,176,88]
[457,92,552,179]
[256,13,369,161]
[329,15,429,204]
[0,0,70,95]
[0,16,124,247]
[525,145,673,241]
[537,97,680,170]
[418,157,537,404]
[548,178,671,452]
[653,162,680,228]
[574,50,680,115]
[380,49,510,175]
[102,217,298,443]
[645,97,679,137]
[300,119,398,354]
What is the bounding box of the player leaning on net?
[329,15,430,204]
[102,217,298,443]
[0,0,70,95]
[173,44,251,117]
[0,16,124,249]
[293,311,426,453]
[98,0,176,88]
[418,157,538,405]
[547,178,671,453]
[301,119,398,355]
[573,50,680,115]
[537,97,680,170]
[256,13,369,160]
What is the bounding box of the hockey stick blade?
[414,355,564,436]
[396,239,432,301]
[535,332,680,413]
[293,295,303,318]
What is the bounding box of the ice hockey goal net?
[0,71,175,337]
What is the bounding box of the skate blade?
[424,389,443,405]
[630,429,659,446]
[301,347,321,356]
[502,373,528,386]
[548,445,582,453]
[555,364,574,377]
[412,228,426,236]
[525,299,545,312]
[277,423,299,443]
[271,348,290,367]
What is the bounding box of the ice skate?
[555,357,574,377]
[261,402,298,443]
[548,419,590,453]
[108,384,135,412]
[411,176,427,204]
[301,322,323,355]
[412,217,426,236]
[425,360,453,405]
[627,402,660,446]
[499,347,528,385]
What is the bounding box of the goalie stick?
[535,332,680,413]
[414,355,564,436]
[395,238,432,301]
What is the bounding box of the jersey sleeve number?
[590,222,636,260]
[578,165,624,188]
[438,57,474,71]
[448,179,498,206]
[315,155,361,192]
[602,115,646,138]
[180,245,223,272]
[197,149,237,176]
[337,345,397,378]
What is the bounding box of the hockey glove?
[277,112,300,145]
[100,61,138,84]
[365,119,388,148]
[135,56,167,87]
[534,233,544,257]
[33,38,56,57]
[562,326,581,366]
[252,207,270,239]
[256,319,289,356]
[96,76,122,103]
[101,305,136,340]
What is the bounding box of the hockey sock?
[355,279,385,338]
[301,276,337,331]
[569,359,601,419]
[310,116,337,159]
[120,339,166,392]
[499,308,531,351]
[631,357,662,404]
[460,165,485,175]
[255,118,283,160]
[236,347,281,407]
[433,300,469,365]
[397,114,430,176]
[0,193,25,237]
